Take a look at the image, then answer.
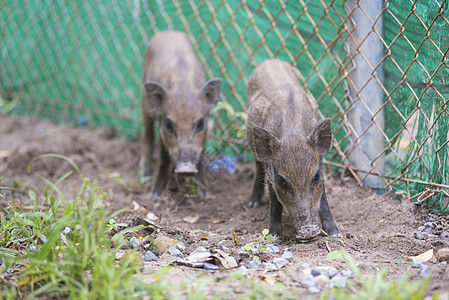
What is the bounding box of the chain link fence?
[1,0,448,211]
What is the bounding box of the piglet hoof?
[322,227,342,238]
[248,198,261,208]
[147,192,161,201]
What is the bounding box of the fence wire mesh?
[1,0,448,211]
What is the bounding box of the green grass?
[0,155,442,299]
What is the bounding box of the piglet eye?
[164,117,176,135]
[195,117,205,133]
[311,170,320,187]
[275,173,290,191]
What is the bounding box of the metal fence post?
[347,0,385,190]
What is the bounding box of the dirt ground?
[1,114,449,298]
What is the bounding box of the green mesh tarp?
[1,1,346,157]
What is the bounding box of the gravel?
[412,258,425,268]
[247,260,263,269]
[169,247,183,256]
[225,256,238,266]
[61,226,71,235]
[266,244,279,253]
[330,273,347,288]
[301,274,317,287]
[315,274,330,290]
[203,262,219,270]
[176,243,186,251]
[273,257,289,269]
[128,237,141,248]
[419,264,431,278]
[341,268,353,279]
[143,250,158,261]
[414,231,428,240]
[281,250,294,261]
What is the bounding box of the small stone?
[199,240,209,247]
[28,245,38,253]
[129,237,141,248]
[328,266,339,279]
[436,248,449,262]
[273,257,289,269]
[176,243,186,251]
[330,273,347,289]
[238,248,250,258]
[247,260,262,269]
[440,231,449,239]
[169,247,182,256]
[238,265,248,277]
[263,262,277,270]
[192,246,208,254]
[341,268,353,279]
[225,256,238,267]
[266,244,279,253]
[143,243,150,250]
[308,286,320,293]
[281,250,294,261]
[311,267,330,278]
[143,250,158,262]
[149,236,180,255]
[423,227,432,234]
[315,274,330,290]
[441,261,447,265]
[425,222,436,229]
[426,217,435,222]
[61,227,71,235]
[412,258,425,268]
[217,241,229,250]
[419,264,430,278]
[417,226,425,232]
[203,262,219,270]
[299,263,311,270]
[301,274,317,287]
[208,233,219,238]
[414,231,428,240]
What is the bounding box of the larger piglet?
[141,30,221,198]
[246,59,341,241]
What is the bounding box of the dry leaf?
[211,255,238,269]
[183,215,200,224]
[406,249,434,262]
[263,273,280,283]
[177,250,212,268]
[0,148,18,158]
[146,211,158,222]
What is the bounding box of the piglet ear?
[253,126,280,162]
[200,78,221,109]
[145,81,166,112]
[307,118,332,155]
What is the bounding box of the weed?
[322,249,430,300]
[241,229,274,260]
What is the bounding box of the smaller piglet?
[246,59,341,241]
[141,30,221,198]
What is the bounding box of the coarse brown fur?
[141,30,221,198]
[246,59,340,241]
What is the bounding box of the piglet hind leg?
[319,190,342,237]
[248,160,265,208]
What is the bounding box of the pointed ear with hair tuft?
[307,118,333,155]
[253,126,280,162]
[144,81,166,113]
[200,78,221,109]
